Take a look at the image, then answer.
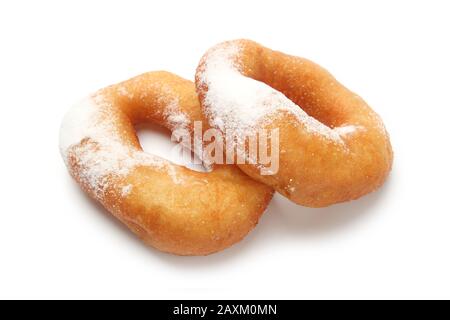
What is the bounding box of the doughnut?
[59,71,273,256]
[196,39,393,207]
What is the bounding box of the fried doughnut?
[196,40,393,207]
[59,71,273,256]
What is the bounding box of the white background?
[1,0,449,299]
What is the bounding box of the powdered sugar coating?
[334,125,363,136]
[59,94,184,201]
[197,42,357,144]
[121,184,133,197]
[164,98,190,131]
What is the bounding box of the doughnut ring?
[196,39,393,207]
[59,71,273,256]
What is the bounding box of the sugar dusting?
[334,125,362,136]
[197,42,358,143]
[165,99,190,131]
[121,184,133,197]
[59,94,184,200]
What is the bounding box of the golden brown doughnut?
[196,39,393,207]
[59,71,273,256]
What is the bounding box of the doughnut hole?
[135,122,207,173]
